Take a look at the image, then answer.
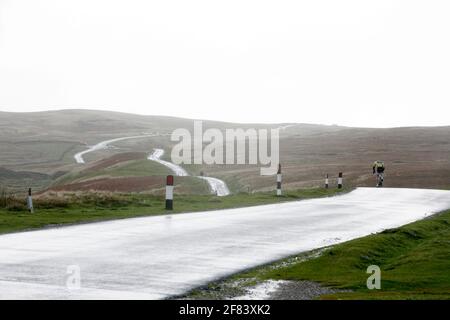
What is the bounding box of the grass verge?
[186,209,450,300]
[0,187,347,235]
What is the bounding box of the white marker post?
[338,172,343,189]
[165,175,174,210]
[276,164,282,196]
[27,188,34,213]
[325,174,329,189]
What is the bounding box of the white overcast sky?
[0,0,449,127]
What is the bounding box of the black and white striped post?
[165,175,174,210]
[325,174,329,189]
[338,172,343,189]
[27,188,34,213]
[276,164,282,196]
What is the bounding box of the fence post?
[338,172,343,189]
[325,174,329,189]
[165,175,174,210]
[27,188,34,213]
[276,164,282,196]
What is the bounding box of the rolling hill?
[0,109,449,194]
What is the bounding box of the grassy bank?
[0,187,347,235]
[189,208,450,300]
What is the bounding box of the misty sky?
[0,0,449,127]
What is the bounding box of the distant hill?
[0,109,449,193]
[0,167,49,180]
[0,167,52,192]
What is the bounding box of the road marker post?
[325,174,329,189]
[276,164,282,196]
[338,172,343,189]
[165,175,174,210]
[27,188,34,213]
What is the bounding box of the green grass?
[0,188,347,235]
[103,160,172,177]
[53,160,211,194]
[55,159,173,185]
[235,209,450,300]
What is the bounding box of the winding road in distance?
[74,134,155,164]
[73,135,231,196]
[148,148,230,196]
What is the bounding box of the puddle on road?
[232,280,289,300]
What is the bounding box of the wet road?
[74,135,154,164]
[0,188,449,299]
[197,176,230,196]
[148,148,189,176]
[148,148,230,196]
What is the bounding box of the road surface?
[148,148,188,176]
[148,148,230,196]
[0,188,449,299]
[197,176,231,196]
[74,135,155,164]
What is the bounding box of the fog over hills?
[0,109,449,193]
